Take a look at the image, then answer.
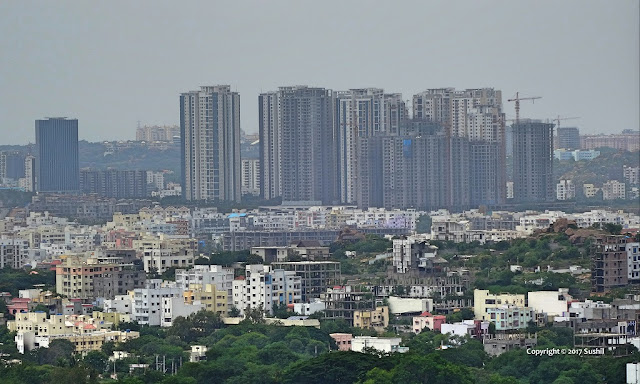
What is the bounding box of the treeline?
[0,313,637,384]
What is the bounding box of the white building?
[175,265,234,307]
[623,165,639,186]
[132,280,184,326]
[441,320,490,338]
[583,183,600,198]
[392,235,437,274]
[556,180,575,201]
[527,289,572,317]
[0,237,29,269]
[160,297,203,327]
[232,264,301,315]
[241,159,260,196]
[351,336,407,353]
[602,180,626,200]
[293,299,326,316]
[104,295,133,315]
[143,248,195,274]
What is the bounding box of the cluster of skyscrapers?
[28,86,555,210]
[180,85,556,210]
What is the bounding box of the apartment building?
[473,290,526,321]
[271,261,341,302]
[241,158,260,196]
[232,264,302,315]
[0,237,29,269]
[392,236,440,274]
[602,180,626,200]
[556,179,575,201]
[591,236,637,293]
[180,85,241,202]
[512,120,554,203]
[132,279,184,326]
[353,306,389,332]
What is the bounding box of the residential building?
[0,151,25,181]
[623,165,639,186]
[241,159,260,196]
[231,264,302,315]
[412,88,506,207]
[473,290,526,321]
[55,251,145,300]
[20,155,36,192]
[483,334,537,356]
[259,86,337,204]
[572,149,600,161]
[0,237,29,269]
[353,306,389,332]
[189,345,208,363]
[334,88,407,204]
[132,279,184,326]
[351,336,407,353]
[512,120,554,203]
[580,130,640,151]
[160,297,203,327]
[175,265,234,306]
[628,243,640,283]
[555,127,580,149]
[591,236,634,293]
[272,261,341,302]
[79,169,148,198]
[8,312,139,355]
[556,179,575,201]
[602,180,626,200]
[583,183,600,198]
[412,311,446,334]
[441,320,490,337]
[527,289,572,317]
[486,305,534,331]
[330,333,353,351]
[321,285,376,325]
[136,125,179,142]
[392,236,442,274]
[180,85,241,202]
[35,117,79,193]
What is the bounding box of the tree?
[603,223,622,235]
[82,350,108,374]
[416,215,432,234]
[167,310,223,343]
[40,339,76,366]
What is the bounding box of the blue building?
[35,117,79,193]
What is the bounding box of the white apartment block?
[146,171,165,191]
[527,289,572,317]
[175,265,234,306]
[143,248,195,274]
[132,280,184,326]
[160,297,204,327]
[556,179,575,201]
[104,294,133,314]
[0,237,29,269]
[623,165,639,186]
[351,336,406,353]
[602,180,626,200]
[241,159,260,196]
[506,181,514,199]
[232,264,301,315]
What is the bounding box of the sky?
[0,0,638,144]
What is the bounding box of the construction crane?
[552,115,580,128]
[507,92,541,123]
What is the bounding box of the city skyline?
[0,1,638,144]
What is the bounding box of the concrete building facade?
[180,85,241,202]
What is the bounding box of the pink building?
[330,333,353,351]
[7,298,31,315]
[412,311,446,334]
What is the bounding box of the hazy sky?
[1,1,638,144]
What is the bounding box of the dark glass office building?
[35,118,79,193]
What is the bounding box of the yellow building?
[184,283,228,315]
[473,289,526,321]
[92,311,131,327]
[9,312,139,355]
[353,306,389,333]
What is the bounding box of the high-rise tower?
[35,118,79,193]
[259,86,336,205]
[512,119,555,203]
[335,89,407,203]
[180,85,241,202]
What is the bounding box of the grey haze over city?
[0,0,638,144]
